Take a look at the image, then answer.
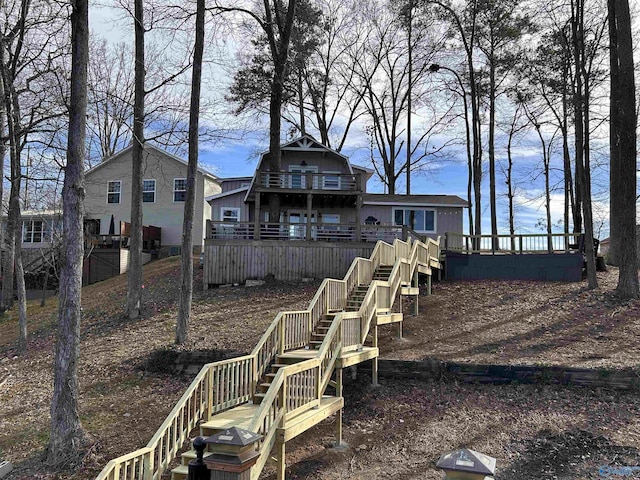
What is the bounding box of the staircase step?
[258,382,272,392]
[309,340,323,349]
[271,363,289,372]
[180,449,213,465]
[253,392,266,404]
[171,465,188,480]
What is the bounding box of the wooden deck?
[95,236,442,480]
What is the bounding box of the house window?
[393,208,436,233]
[23,220,48,243]
[221,207,240,223]
[322,172,341,190]
[289,165,317,189]
[107,180,121,204]
[174,178,187,202]
[143,179,156,203]
[322,214,340,225]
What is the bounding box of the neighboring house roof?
[86,143,219,181]
[220,176,253,182]
[363,193,468,208]
[206,186,250,202]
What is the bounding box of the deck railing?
[206,220,408,244]
[258,172,360,191]
[445,232,583,254]
[95,235,440,480]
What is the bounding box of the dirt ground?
[1,261,639,479]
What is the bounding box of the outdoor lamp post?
[435,448,496,480]
[203,426,263,480]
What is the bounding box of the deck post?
[276,441,286,480]
[427,273,432,295]
[306,192,313,241]
[372,325,379,386]
[335,367,343,447]
[355,194,362,242]
[254,192,261,240]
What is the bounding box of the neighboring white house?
[84,144,221,255]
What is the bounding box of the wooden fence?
[203,240,376,286]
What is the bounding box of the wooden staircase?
[94,237,442,480]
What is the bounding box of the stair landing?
[171,397,343,480]
[278,346,379,369]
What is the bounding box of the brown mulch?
[1,260,639,479]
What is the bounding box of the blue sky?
[90,4,614,240]
[196,127,612,239]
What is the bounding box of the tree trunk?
[127,0,145,319]
[609,0,639,297]
[488,54,497,250]
[47,0,88,465]
[264,0,297,223]
[507,113,516,252]
[0,45,17,311]
[571,0,597,289]
[608,0,620,267]
[0,52,4,295]
[15,234,27,353]
[176,0,205,345]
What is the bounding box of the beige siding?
[84,147,221,249]
[203,240,374,285]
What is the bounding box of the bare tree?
[356,0,450,194]
[475,0,532,250]
[429,0,483,238]
[0,0,67,349]
[47,0,88,466]
[86,39,134,167]
[176,0,205,344]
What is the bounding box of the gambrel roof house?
[206,135,467,242]
[84,143,221,254]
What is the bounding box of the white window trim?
[143,179,156,203]
[392,207,437,233]
[220,207,241,223]
[173,178,187,202]
[107,180,122,204]
[322,171,341,190]
[288,165,318,189]
[22,220,48,243]
[288,165,318,173]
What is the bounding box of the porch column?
[355,194,362,242]
[306,192,313,241]
[254,192,261,240]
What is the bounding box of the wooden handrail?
[95,236,442,480]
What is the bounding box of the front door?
[288,210,316,239]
